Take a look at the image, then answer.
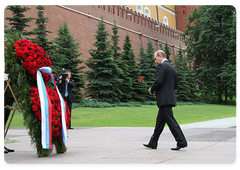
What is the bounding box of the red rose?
[53,120,58,125]
[35,111,41,118]
[55,132,61,137]
[32,105,38,112]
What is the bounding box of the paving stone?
[4,117,236,164]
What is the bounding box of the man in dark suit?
[143,50,187,150]
[58,71,76,129]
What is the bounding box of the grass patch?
[172,104,236,125]
[8,104,236,127]
[5,138,20,144]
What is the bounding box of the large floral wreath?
[5,31,70,157]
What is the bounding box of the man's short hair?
[156,50,166,58]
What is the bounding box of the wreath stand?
[4,78,23,138]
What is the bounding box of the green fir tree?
[2,14,8,29]
[85,18,122,103]
[111,20,122,62]
[120,34,145,102]
[30,5,53,54]
[5,5,33,36]
[138,39,156,101]
[174,48,191,102]
[184,5,236,104]
[159,42,172,63]
[52,21,85,102]
[110,20,124,100]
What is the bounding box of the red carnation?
[138,76,143,82]
[29,85,71,140]
[35,111,41,120]
[53,127,59,132]
[13,39,52,81]
[138,76,147,86]
[53,120,58,125]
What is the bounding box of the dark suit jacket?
[58,79,76,103]
[151,60,178,107]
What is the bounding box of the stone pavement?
[181,117,236,128]
[4,117,236,164]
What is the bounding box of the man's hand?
[59,76,62,83]
[148,87,152,95]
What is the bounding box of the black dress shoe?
[4,146,14,152]
[2,147,8,154]
[143,144,157,149]
[171,146,187,151]
[68,127,74,129]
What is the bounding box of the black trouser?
[150,105,187,147]
[64,96,72,128]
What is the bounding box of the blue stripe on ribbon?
[37,70,50,149]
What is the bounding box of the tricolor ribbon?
[37,69,52,149]
[37,67,67,149]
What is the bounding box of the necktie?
[65,82,68,97]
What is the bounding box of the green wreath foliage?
[5,30,67,157]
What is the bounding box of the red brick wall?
[176,5,199,32]
[4,5,187,70]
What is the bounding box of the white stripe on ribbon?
[39,67,52,74]
[37,70,51,149]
